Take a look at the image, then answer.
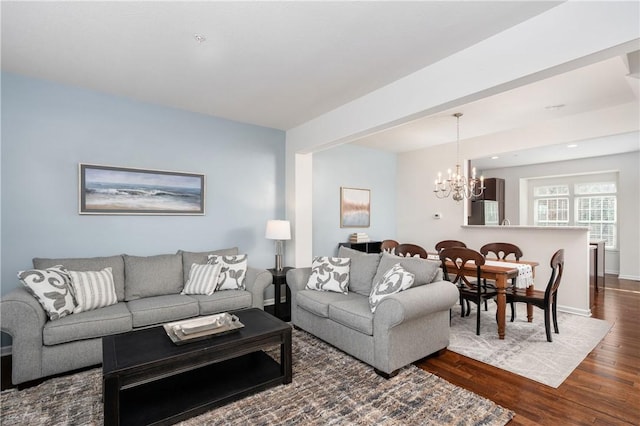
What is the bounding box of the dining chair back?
[480,242,523,260]
[435,240,467,253]
[439,247,497,335]
[395,243,428,259]
[505,249,564,342]
[380,239,400,252]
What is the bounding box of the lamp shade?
[265,220,291,240]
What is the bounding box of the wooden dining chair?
[439,247,498,335]
[480,242,523,261]
[505,249,564,342]
[435,240,467,253]
[395,243,428,259]
[479,242,524,311]
[380,239,400,252]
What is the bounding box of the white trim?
[618,274,640,282]
[558,305,592,318]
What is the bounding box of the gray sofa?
[286,247,459,378]
[0,247,272,386]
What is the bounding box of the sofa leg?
[374,368,399,379]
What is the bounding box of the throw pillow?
[181,263,223,295]
[373,252,440,288]
[337,246,382,296]
[68,267,118,313]
[17,266,76,320]
[305,257,351,294]
[207,254,248,290]
[369,263,415,313]
[177,247,239,284]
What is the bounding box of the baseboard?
[558,305,592,317]
[617,274,640,282]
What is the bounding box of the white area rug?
[448,302,612,388]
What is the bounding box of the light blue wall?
[1,73,286,297]
[312,144,396,257]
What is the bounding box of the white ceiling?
[1,1,639,168]
[1,1,560,130]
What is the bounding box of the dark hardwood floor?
[417,274,640,425]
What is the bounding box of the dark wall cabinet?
[338,241,382,253]
[469,178,505,225]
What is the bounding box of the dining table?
[452,258,539,339]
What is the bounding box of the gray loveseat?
[286,247,459,378]
[0,247,272,386]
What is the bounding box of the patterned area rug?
[1,328,514,425]
[448,302,612,388]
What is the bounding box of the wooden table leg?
[496,275,507,340]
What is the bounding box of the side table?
[268,267,292,321]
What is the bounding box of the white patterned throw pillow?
[369,263,415,313]
[68,267,118,313]
[181,263,223,295]
[305,257,351,294]
[18,265,77,320]
[207,254,248,290]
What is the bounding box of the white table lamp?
[265,220,291,271]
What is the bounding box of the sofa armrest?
[0,287,47,384]
[286,267,311,294]
[374,280,459,329]
[245,267,272,309]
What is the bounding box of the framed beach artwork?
[340,187,370,228]
[79,164,205,215]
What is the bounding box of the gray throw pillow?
[373,252,440,288]
[337,246,382,296]
[177,247,239,284]
[369,263,415,313]
[124,253,183,301]
[305,257,351,294]
[18,265,76,320]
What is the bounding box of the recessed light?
[567,144,578,148]
[491,156,499,160]
[194,34,207,43]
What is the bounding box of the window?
[534,185,569,226]
[575,183,617,248]
[532,179,617,248]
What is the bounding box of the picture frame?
[340,187,370,228]
[79,163,205,215]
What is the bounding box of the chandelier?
[433,113,485,201]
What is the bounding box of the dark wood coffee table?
[102,308,292,426]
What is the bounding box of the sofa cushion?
[305,257,350,294]
[296,289,362,318]
[68,267,118,313]
[178,247,239,284]
[189,291,252,315]
[33,255,126,301]
[18,266,76,321]
[329,297,374,336]
[124,253,183,301]
[337,246,382,296]
[126,294,199,328]
[369,263,415,313]
[43,302,132,345]
[373,252,440,288]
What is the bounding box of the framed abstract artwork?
[340,187,370,228]
[79,164,205,215]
